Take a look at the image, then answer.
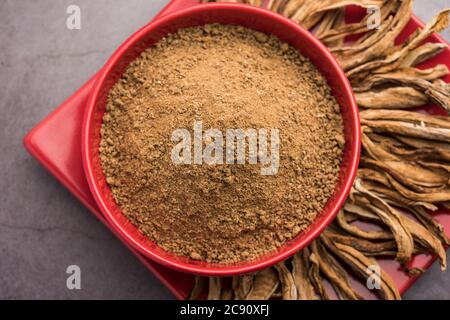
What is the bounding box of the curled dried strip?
[292,248,319,300]
[324,229,398,257]
[394,202,450,246]
[370,168,450,202]
[320,235,401,300]
[233,274,254,300]
[374,9,450,74]
[288,1,318,26]
[320,20,372,48]
[308,251,330,300]
[301,15,327,31]
[352,198,425,258]
[425,80,450,113]
[367,132,411,148]
[362,120,450,142]
[344,0,397,44]
[343,198,432,258]
[356,77,449,112]
[360,110,450,129]
[323,9,347,48]
[320,0,392,47]
[362,67,450,92]
[290,0,324,29]
[363,157,450,190]
[400,42,447,68]
[339,0,413,72]
[267,0,286,12]
[308,0,385,12]
[356,87,429,109]
[366,131,450,161]
[246,0,264,6]
[362,132,398,161]
[221,289,234,300]
[360,198,446,269]
[315,9,340,36]
[231,276,239,295]
[347,9,450,79]
[289,2,325,29]
[289,0,384,30]
[420,161,450,177]
[387,146,450,164]
[323,0,394,47]
[374,147,446,180]
[189,276,207,300]
[245,268,279,300]
[336,209,394,240]
[355,65,450,92]
[317,8,348,48]
[344,202,383,221]
[363,136,450,187]
[274,261,298,300]
[299,0,386,20]
[208,277,222,300]
[353,65,450,102]
[353,179,415,263]
[363,157,449,190]
[404,9,450,50]
[399,214,447,271]
[362,175,446,235]
[271,288,283,298]
[311,240,362,299]
[395,135,450,151]
[280,0,307,18]
[363,179,438,211]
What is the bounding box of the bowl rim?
[82,2,361,276]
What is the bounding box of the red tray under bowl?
[24,0,450,299]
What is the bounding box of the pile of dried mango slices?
[195,0,450,300]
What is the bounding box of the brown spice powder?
[100,24,344,264]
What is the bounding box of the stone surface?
[0,0,449,299]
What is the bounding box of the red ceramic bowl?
[82,3,360,276]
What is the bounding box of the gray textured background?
[0,0,449,300]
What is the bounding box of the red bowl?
[82,3,360,276]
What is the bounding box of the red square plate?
[24,0,450,299]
